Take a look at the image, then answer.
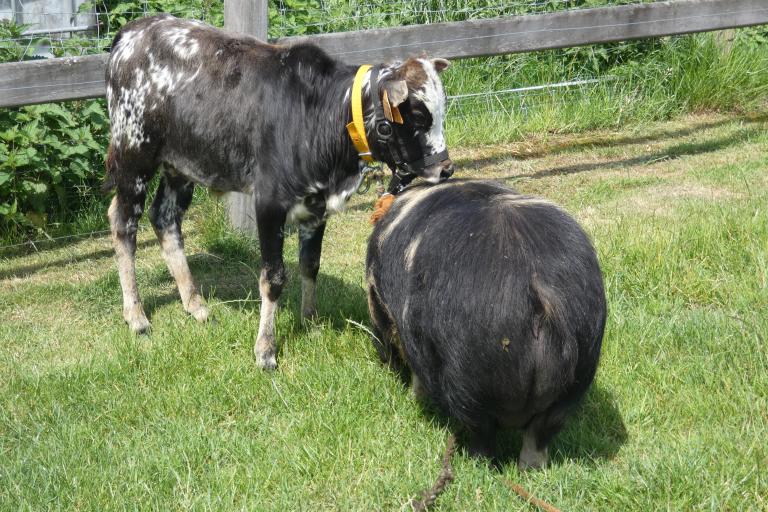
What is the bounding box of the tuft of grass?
[445,32,768,146]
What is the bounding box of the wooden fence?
[1,0,767,231]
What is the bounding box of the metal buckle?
[358,161,385,194]
[376,120,393,140]
[395,165,414,179]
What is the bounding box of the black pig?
[366,180,606,469]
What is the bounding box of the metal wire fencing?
[268,0,667,36]
[0,0,667,56]
[0,0,673,115]
[0,1,221,58]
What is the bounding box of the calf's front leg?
[254,208,287,370]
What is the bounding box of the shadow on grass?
[76,228,626,472]
[548,385,627,465]
[490,384,627,469]
[496,125,766,183]
[0,238,156,281]
[458,112,768,173]
[142,232,626,471]
[139,237,370,344]
[342,114,768,210]
[394,377,626,471]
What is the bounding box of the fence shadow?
[0,238,155,282]
[457,112,768,172]
[495,124,765,182]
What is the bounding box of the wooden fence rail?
[1,0,767,231]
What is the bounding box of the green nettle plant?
[0,101,110,232]
[78,0,225,31]
[0,21,30,61]
[0,21,110,236]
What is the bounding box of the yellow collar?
[346,65,374,162]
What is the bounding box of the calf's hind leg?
[298,221,326,319]
[148,172,209,323]
[108,178,151,333]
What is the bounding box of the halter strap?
[345,65,374,162]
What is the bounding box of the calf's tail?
[102,142,118,194]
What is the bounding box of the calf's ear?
[384,79,408,107]
[432,58,450,73]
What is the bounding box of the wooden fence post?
[223,0,268,234]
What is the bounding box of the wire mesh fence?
[268,0,670,37]
[0,0,764,249]
[0,0,670,57]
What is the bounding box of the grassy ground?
[1,111,767,510]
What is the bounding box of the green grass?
[2,111,768,510]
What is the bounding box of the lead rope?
[408,434,457,511]
[408,434,560,512]
[503,480,563,512]
[403,433,562,512]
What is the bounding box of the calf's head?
[373,58,453,183]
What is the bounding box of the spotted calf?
[104,15,452,369]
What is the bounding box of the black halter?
[369,66,450,194]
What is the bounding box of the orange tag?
[391,105,404,124]
[382,90,404,124]
[370,194,396,224]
